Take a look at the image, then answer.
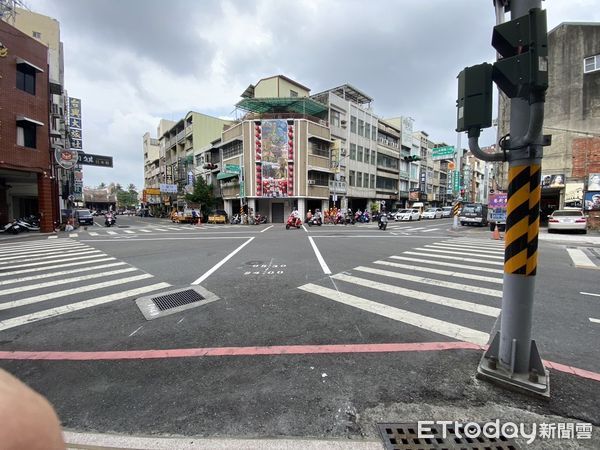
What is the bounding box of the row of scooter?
[0,215,41,234]
[230,213,268,225]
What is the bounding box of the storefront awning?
[16,57,44,73]
[217,172,239,181]
[16,115,44,126]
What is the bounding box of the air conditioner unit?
[341,120,347,124]
[308,180,316,185]
[340,150,346,156]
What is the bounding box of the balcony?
[221,183,241,198]
[308,185,329,198]
[399,170,410,179]
[308,154,331,170]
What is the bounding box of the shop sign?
[55,148,79,169]
[541,174,565,188]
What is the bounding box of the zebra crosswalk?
[56,223,247,238]
[565,247,600,270]
[298,237,506,346]
[386,224,442,234]
[0,239,170,333]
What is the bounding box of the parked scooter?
[0,220,21,234]
[378,214,388,230]
[285,215,302,230]
[255,214,268,224]
[16,217,40,232]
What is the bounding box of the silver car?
[547,210,587,234]
[422,208,443,219]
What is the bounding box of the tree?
[186,176,214,218]
[98,182,106,189]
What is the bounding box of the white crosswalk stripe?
[0,240,170,332]
[566,248,599,269]
[298,237,507,346]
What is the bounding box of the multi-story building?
[542,22,600,224]
[0,19,55,231]
[386,116,416,207]
[462,152,488,204]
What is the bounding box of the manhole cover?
[136,286,219,320]
[377,423,519,450]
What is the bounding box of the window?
[349,170,355,187]
[364,149,370,164]
[370,174,375,189]
[363,173,369,188]
[584,55,600,73]
[358,119,364,136]
[372,126,377,141]
[290,90,298,97]
[376,176,398,191]
[357,172,362,188]
[357,146,363,162]
[311,141,329,157]
[371,150,376,165]
[350,143,356,160]
[308,170,330,186]
[32,31,41,39]
[365,123,371,139]
[17,122,37,148]
[16,65,36,95]
[222,140,243,159]
[330,109,341,127]
[377,153,399,170]
[350,116,357,133]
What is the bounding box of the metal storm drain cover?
[377,423,520,450]
[136,286,219,320]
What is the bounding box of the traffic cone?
[492,224,500,240]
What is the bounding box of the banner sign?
[68,97,83,151]
[584,191,600,211]
[541,173,565,188]
[589,173,600,191]
[77,152,113,167]
[159,183,178,193]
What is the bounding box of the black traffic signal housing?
[491,8,548,100]
[403,155,421,162]
[456,63,493,135]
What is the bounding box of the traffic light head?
[456,63,493,134]
[403,155,422,162]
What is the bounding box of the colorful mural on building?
[255,120,294,197]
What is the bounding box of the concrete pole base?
[477,332,550,398]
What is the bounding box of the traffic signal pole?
[456,0,550,396]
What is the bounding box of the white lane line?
[415,247,505,259]
[566,248,598,269]
[403,251,504,266]
[88,232,99,236]
[437,241,505,251]
[352,266,503,298]
[0,249,101,265]
[581,292,600,298]
[308,236,331,275]
[139,229,152,233]
[449,240,505,248]
[260,225,274,233]
[298,283,489,345]
[0,273,154,310]
[389,256,504,274]
[165,227,181,231]
[2,253,111,271]
[0,282,171,332]
[0,257,116,278]
[123,230,135,234]
[106,230,118,235]
[0,262,127,286]
[47,235,58,239]
[128,325,143,337]
[69,233,79,238]
[374,260,502,283]
[590,318,600,324]
[191,237,255,285]
[151,227,168,231]
[302,225,308,232]
[424,244,504,255]
[421,228,440,233]
[0,267,138,301]
[0,244,86,259]
[409,227,426,231]
[78,236,253,243]
[0,242,83,254]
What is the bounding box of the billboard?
[584,191,600,211]
[541,173,565,188]
[255,120,292,197]
[68,97,83,150]
[588,173,600,191]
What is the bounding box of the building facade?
[0,19,55,231]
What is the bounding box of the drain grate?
[136,285,219,320]
[152,290,204,311]
[377,423,520,450]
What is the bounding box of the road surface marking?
[448,239,505,248]
[581,292,600,298]
[0,241,82,254]
[47,235,58,239]
[0,267,138,301]
[106,230,117,235]
[78,236,252,243]
[128,325,143,337]
[0,273,154,310]
[123,230,135,234]
[88,232,99,236]
[351,267,502,298]
[331,273,500,316]
[373,260,502,283]
[0,282,170,332]
[0,262,127,286]
[299,283,490,345]
[566,248,598,269]
[165,227,181,231]
[308,236,331,275]
[389,255,504,274]
[403,251,504,266]
[590,318,600,324]
[260,225,273,233]
[0,244,86,259]
[191,237,255,285]
[302,225,308,232]
[0,249,100,265]
[151,227,168,231]
[0,257,116,277]
[431,243,504,253]
[69,233,78,238]
[421,228,440,233]
[418,247,505,259]
[139,229,152,233]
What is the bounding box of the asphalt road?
[0,215,599,447]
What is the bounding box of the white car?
[548,210,587,234]
[441,206,453,218]
[422,208,443,219]
[395,209,421,221]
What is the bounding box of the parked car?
[395,209,421,221]
[422,208,443,219]
[547,210,587,234]
[75,209,94,226]
[459,203,489,227]
[441,206,453,218]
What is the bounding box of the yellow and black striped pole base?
[504,164,541,276]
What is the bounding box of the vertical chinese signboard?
[68,97,83,150]
[255,119,293,197]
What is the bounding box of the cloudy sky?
[28,0,600,190]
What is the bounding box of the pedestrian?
[191,209,198,225]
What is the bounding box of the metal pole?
[478,0,548,396]
[452,132,461,229]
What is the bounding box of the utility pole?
[456,0,550,396]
